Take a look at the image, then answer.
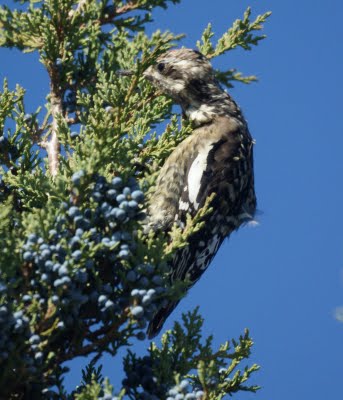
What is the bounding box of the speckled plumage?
[143,49,256,338]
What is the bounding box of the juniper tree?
[0,1,271,398]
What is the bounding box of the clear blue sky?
[1,1,343,399]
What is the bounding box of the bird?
[142,48,257,338]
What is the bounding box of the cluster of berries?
[0,171,169,396]
[166,380,204,400]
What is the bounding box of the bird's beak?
[142,66,154,82]
[115,67,154,82]
[116,69,134,77]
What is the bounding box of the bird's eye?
[157,62,165,72]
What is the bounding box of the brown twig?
[59,313,128,362]
[86,310,129,341]
[66,115,80,126]
[124,75,139,103]
[116,2,141,15]
[100,2,144,25]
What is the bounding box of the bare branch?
[46,66,63,178]
[46,98,61,177]
[99,2,145,26]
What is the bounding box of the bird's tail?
[147,301,180,339]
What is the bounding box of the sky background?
[1,0,343,399]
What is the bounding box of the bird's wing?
[178,116,255,223]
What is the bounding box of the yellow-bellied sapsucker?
[143,49,256,338]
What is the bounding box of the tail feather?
[147,301,179,339]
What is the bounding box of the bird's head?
[143,48,216,106]
[116,48,242,125]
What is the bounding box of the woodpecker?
[143,49,256,338]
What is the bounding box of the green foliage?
[123,309,259,399]
[0,0,270,398]
[197,8,272,57]
[215,69,257,89]
[197,7,271,88]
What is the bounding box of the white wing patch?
[179,200,190,211]
[187,142,214,210]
